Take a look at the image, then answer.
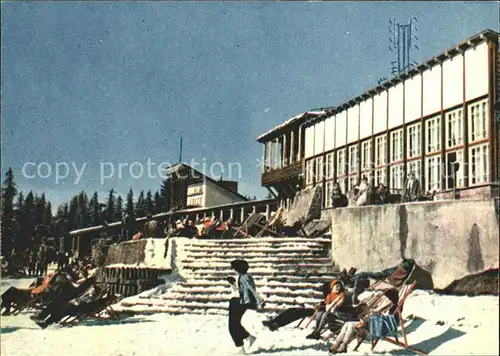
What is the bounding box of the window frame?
[426,116,441,154]
[446,108,464,149]
[407,122,422,159]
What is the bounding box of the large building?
[258,29,500,207]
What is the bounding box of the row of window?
[305,99,490,186]
[308,142,490,195]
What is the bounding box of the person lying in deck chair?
[328,282,400,354]
[29,269,97,320]
[352,258,416,289]
[1,272,58,315]
[32,287,119,328]
[262,270,369,336]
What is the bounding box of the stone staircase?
[117,237,338,315]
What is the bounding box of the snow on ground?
[1,279,498,356]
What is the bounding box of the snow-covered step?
[157,286,322,299]
[183,237,331,245]
[159,293,319,304]
[181,262,332,271]
[187,269,337,277]
[180,257,332,264]
[183,242,329,250]
[183,247,327,254]
[184,251,328,260]
[178,280,327,290]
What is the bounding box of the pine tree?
[125,189,134,216]
[54,204,69,238]
[22,191,36,250]
[153,191,162,214]
[14,191,24,249]
[135,190,146,217]
[34,193,47,228]
[68,195,79,231]
[115,195,123,221]
[145,190,154,215]
[105,189,115,223]
[44,202,53,227]
[159,179,170,212]
[88,192,101,226]
[1,168,18,255]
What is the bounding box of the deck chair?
[296,294,344,334]
[232,213,265,238]
[59,289,121,326]
[13,274,96,316]
[352,281,427,355]
[321,279,414,343]
[10,276,57,315]
[254,207,285,238]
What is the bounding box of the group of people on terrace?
[331,171,427,208]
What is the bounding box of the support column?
[440,60,447,191]
[262,144,266,173]
[220,210,224,220]
[298,126,303,161]
[252,205,257,214]
[265,204,271,220]
[268,141,272,171]
[461,49,469,188]
[274,138,279,169]
[230,209,234,219]
[283,133,287,166]
[240,208,245,222]
[290,130,295,164]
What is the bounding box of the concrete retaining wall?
[330,199,500,289]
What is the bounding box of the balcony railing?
[261,160,303,185]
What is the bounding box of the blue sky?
[1,1,499,210]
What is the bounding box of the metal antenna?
[388,17,419,76]
[179,137,183,163]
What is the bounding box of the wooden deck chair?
[11,282,55,315]
[297,294,344,331]
[59,289,121,326]
[254,208,285,238]
[353,282,427,355]
[232,213,264,238]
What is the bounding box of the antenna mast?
[379,17,419,83]
[179,137,183,163]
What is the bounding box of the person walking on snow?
[227,259,262,354]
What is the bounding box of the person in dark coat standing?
[401,171,422,202]
[227,259,260,354]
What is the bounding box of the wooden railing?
[261,160,303,185]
